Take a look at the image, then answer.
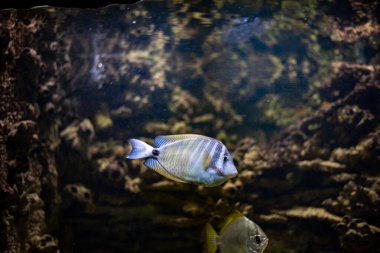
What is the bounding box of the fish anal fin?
[205,223,218,253]
[220,210,244,234]
[144,158,187,183]
[154,134,203,147]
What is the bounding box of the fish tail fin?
[205,223,218,253]
[126,139,154,159]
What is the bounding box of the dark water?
[59,2,323,144]
[1,1,379,253]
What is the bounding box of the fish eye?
[254,235,262,244]
[223,155,228,162]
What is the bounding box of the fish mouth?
[214,167,238,178]
[225,167,238,178]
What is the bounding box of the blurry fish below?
[126,134,237,187]
[205,210,268,253]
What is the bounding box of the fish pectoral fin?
[154,134,202,147]
[144,158,187,183]
[205,223,218,253]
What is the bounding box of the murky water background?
[1,1,379,253]
[59,1,334,145]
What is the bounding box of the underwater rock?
[330,22,380,43]
[153,215,202,228]
[169,86,199,115]
[98,159,126,189]
[232,137,256,166]
[147,180,192,191]
[336,105,374,126]
[329,173,358,184]
[124,175,141,193]
[330,105,376,145]
[275,207,342,223]
[214,197,231,213]
[256,94,312,128]
[39,79,57,98]
[336,216,380,253]
[257,213,288,224]
[0,8,62,253]
[221,181,239,198]
[6,120,37,151]
[29,234,60,253]
[296,159,346,173]
[323,180,380,219]
[95,108,113,130]
[235,59,380,252]
[63,184,92,206]
[171,121,192,134]
[110,105,132,119]
[238,170,256,183]
[330,147,362,166]
[330,128,380,169]
[192,113,214,124]
[145,122,170,135]
[14,48,42,100]
[321,62,380,102]
[60,119,95,157]
[242,145,270,171]
[182,201,205,217]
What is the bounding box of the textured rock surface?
[1,0,379,253]
[0,8,61,253]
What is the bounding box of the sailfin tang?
[205,223,218,253]
[144,158,187,183]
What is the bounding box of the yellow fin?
[220,210,244,234]
[154,134,204,147]
[202,150,212,169]
[144,158,187,183]
[205,223,218,253]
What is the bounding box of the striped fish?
[126,134,237,186]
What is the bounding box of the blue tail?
[126,139,154,159]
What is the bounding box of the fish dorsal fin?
[154,134,203,147]
[205,223,218,253]
[220,210,244,234]
[144,158,187,183]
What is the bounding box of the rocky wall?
[0,8,62,253]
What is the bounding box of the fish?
[205,210,269,253]
[126,134,237,186]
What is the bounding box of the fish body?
[206,211,268,253]
[126,134,237,186]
